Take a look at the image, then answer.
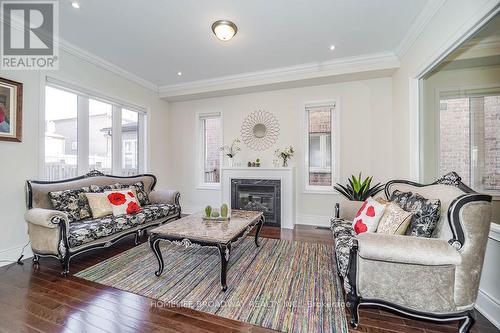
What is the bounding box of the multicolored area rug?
[75,238,348,333]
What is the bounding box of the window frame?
[436,84,500,195]
[196,111,223,190]
[303,101,339,193]
[41,77,147,180]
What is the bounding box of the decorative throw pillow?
[49,188,91,222]
[86,183,123,193]
[352,197,386,235]
[390,190,441,238]
[376,202,413,235]
[85,193,113,218]
[105,189,142,216]
[113,182,150,206]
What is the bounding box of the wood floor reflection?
[0,225,496,333]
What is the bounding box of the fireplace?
[231,179,281,227]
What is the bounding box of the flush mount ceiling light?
[329,45,336,51]
[211,20,238,41]
[71,0,80,9]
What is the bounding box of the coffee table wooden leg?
[150,236,164,277]
[217,243,231,291]
[254,215,265,247]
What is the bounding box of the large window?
[439,90,500,193]
[89,99,113,174]
[198,112,222,187]
[44,86,78,180]
[305,103,336,190]
[122,109,139,176]
[44,82,146,180]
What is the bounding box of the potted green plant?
[333,174,384,220]
[334,173,384,201]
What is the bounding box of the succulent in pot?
[220,203,229,218]
[334,173,384,201]
[205,205,212,218]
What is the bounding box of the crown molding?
[1,14,158,92]
[158,52,399,100]
[395,0,446,59]
[58,41,159,92]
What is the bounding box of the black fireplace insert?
[231,179,281,227]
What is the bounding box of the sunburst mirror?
[240,110,280,151]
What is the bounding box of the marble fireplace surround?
[221,167,296,229]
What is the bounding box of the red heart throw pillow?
[366,206,375,217]
[351,197,386,234]
[354,219,368,234]
[355,200,368,218]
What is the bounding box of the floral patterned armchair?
[332,173,492,333]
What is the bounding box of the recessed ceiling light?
[71,1,80,9]
[177,71,182,76]
[329,45,336,51]
[212,20,238,41]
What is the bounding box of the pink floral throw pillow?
[105,189,142,216]
[352,197,386,235]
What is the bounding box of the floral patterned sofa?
[25,171,181,275]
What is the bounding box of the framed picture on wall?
[0,77,23,142]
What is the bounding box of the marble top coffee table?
[148,210,264,291]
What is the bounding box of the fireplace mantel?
[220,167,295,229]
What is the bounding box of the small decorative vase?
[282,158,288,167]
[227,157,234,168]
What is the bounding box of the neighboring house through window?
[197,112,222,188]
[305,102,337,191]
[439,88,500,193]
[44,80,146,180]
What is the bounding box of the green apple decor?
[220,203,228,218]
[205,205,212,218]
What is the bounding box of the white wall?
[167,77,394,224]
[0,50,170,266]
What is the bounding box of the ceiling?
[58,0,429,89]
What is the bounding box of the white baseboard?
[295,214,331,227]
[475,288,500,329]
[0,242,33,268]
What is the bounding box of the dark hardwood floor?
[0,225,497,333]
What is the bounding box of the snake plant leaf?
[352,176,361,193]
[333,184,352,199]
[348,178,355,191]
